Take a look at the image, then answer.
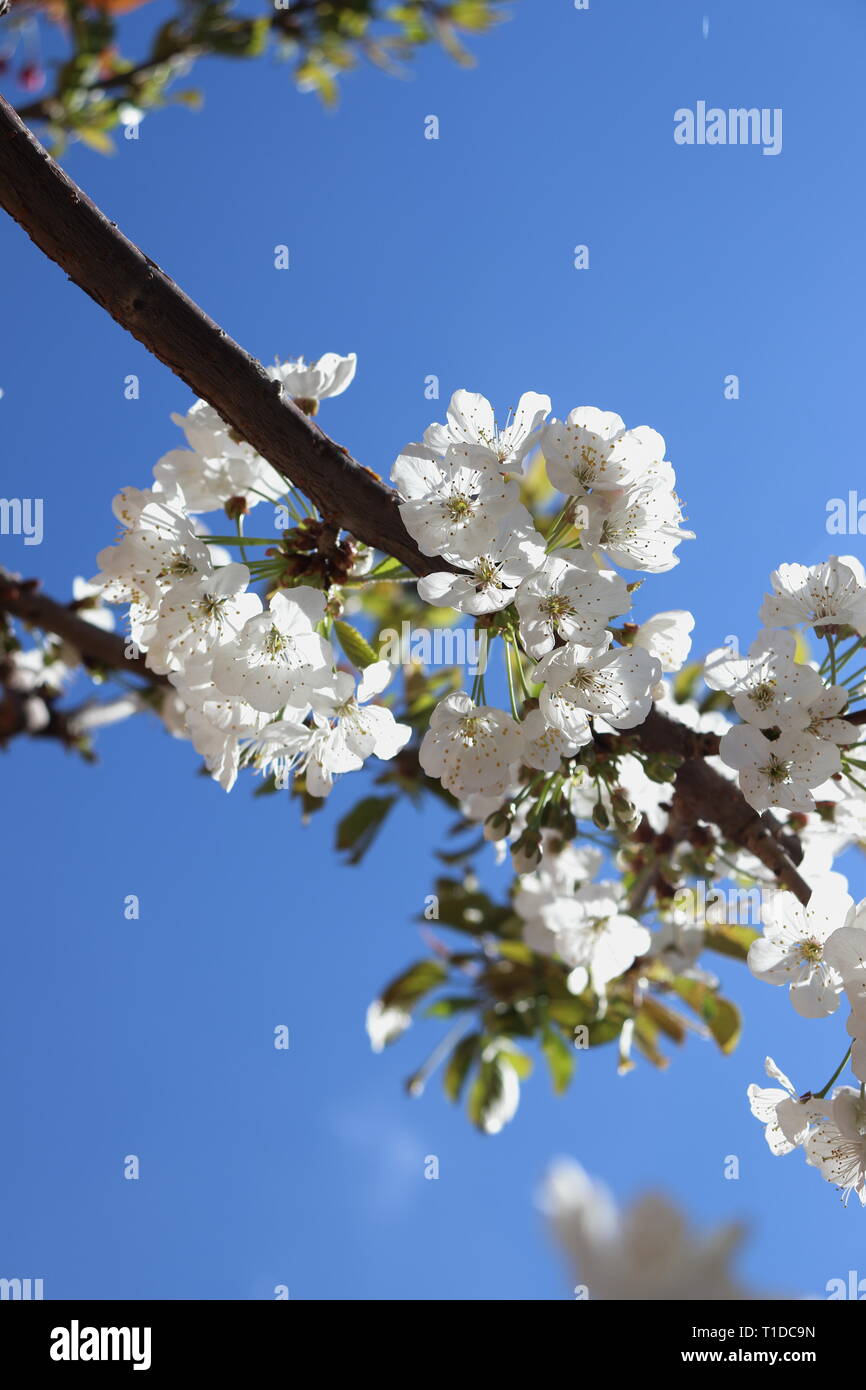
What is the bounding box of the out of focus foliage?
[1,0,510,151]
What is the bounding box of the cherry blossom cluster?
[35,354,866,1166]
[393,394,693,616]
[710,558,866,814]
[396,392,695,799]
[675,557,866,1204]
[748,875,866,1205]
[389,389,695,993]
[91,353,412,795]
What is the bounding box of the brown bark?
[0,574,159,681]
[0,95,437,576]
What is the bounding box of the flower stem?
[831,637,864,676]
[504,641,520,719]
[236,516,249,566]
[528,772,560,828]
[815,1044,852,1099]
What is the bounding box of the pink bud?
[19,64,46,93]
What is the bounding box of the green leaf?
[706,998,742,1053]
[547,996,593,1029]
[673,661,703,702]
[584,999,635,1047]
[699,689,734,714]
[467,1054,517,1132]
[640,996,687,1044]
[207,17,270,58]
[295,57,339,106]
[380,959,448,1011]
[497,1042,533,1080]
[703,924,759,961]
[336,795,395,863]
[424,995,476,1019]
[496,940,535,965]
[443,1032,480,1102]
[672,978,743,1054]
[366,554,406,579]
[634,1012,670,1069]
[451,0,500,31]
[422,876,516,937]
[172,89,205,111]
[333,619,379,669]
[541,1027,575,1094]
[78,126,116,154]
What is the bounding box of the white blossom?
[94,488,212,609]
[211,586,332,714]
[365,1000,412,1053]
[526,881,650,997]
[417,515,545,615]
[759,557,866,635]
[268,352,357,404]
[535,640,661,731]
[515,550,631,658]
[172,400,252,459]
[823,900,866,1002]
[154,445,285,514]
[146,562,262,675]
[705,631,827,730]
[514,844,603,951]
[519,707,591,772]
[476,1045,522,1134]
[581,476,694,573]
[185,704,263,791]
[806,1088,866,1205]
[6,641,73,696]
[71,577,116,632]
[719,724,841,813]
[632,610,694,674]
[391,442,519,560]
[747,1057,822,1155]
[418,693,523,798]
[541,409,659,496]
[423,389,550,473]
[747,877,853,1017]
[310,660,412,764]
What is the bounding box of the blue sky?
[2,0,866,1299]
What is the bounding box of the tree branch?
[0,94,435,576]
[0,96,812,903]
[0,572,161,683]
[611,706,810,903]
[0,572,811,901]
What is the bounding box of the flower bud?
[643,753,682,784]
[19,64,45,94]
[484,809,513,843]
[510,828,543,874]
